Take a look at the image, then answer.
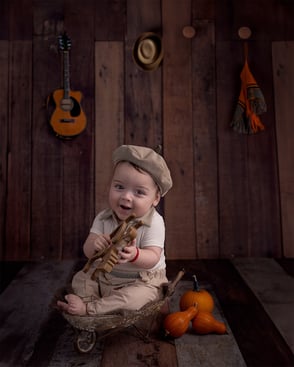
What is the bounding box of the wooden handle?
[166,268,185,296]
[172,268,185,287]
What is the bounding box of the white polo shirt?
[89,207,166,274]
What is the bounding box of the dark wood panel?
[61,38,95,259]
[0,0,9,39]
[31,3,64,260]
[192,0,215,19]
[5,42,32,260]
[0,42,9,260]
[31,2,95,259]
[216,0,294,42]
[61,136,95,259]
[245,42,281,256]
[64,0,95,41]
[1,0,294,261]
[127,0,162,39]
[9,0,33,40]
[95,42,124,213]
[217,39,281,257]
[125,0,163,147]
[216,41,249,257]
[94,2,125,214]
[273,42,294,258]
[94,0,126,41]
[192,20,219,258]
[61,1,94,258]
[33,0,64,40]
[162,0,196,259]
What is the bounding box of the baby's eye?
[135,189,146,196]
[114,183,124,190]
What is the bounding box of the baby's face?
[108,162,160,220]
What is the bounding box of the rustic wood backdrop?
[0,0,293,261]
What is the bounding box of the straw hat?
[133,32,163,71]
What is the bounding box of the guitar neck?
[63,51,70,99]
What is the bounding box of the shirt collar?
[100,207,155,227]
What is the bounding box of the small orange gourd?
[179,275,214,312]
[163,306,198,338]
[192,311,226,335]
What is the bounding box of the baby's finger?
[128,238,136,247]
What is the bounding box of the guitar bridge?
[60,118,75,123]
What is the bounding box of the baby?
[57,145,172,316]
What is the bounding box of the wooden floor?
[0,259,293,367]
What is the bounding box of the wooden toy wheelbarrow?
[62,269,185,353]
[57,214,185,353]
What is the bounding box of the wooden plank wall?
[0,40,9,261]
[216,1,282,258]
[163,0,196,259]
[94,0,125,213]
[0,0,294,261]
[272,42,294,258]
[4,0,33,260]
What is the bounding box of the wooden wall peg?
[182,26,196,39]
[238,27,252,40]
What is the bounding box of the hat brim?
[133,32,163,72]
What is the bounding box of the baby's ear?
[153,193,161,207]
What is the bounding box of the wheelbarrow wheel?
[74,330,97,354]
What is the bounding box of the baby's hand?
[94,234,111,253]
[118,239,137,263]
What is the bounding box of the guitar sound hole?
[69,97,81,117]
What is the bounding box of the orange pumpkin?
[179,275,214,312]
[163,306,198,338]
[192,311,226,335]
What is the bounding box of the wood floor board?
[169,280,246,367]
[276,258,294,277]
[0,261,76,367]
[0,259,293,367]
[167,259,294,367]
[0,261,27,293]
[232,258,294,354]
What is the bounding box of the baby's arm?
[119,244,161,268]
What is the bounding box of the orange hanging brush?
[231,42,267,134]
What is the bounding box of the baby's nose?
[121,190,132,200]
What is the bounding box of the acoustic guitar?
[49,33,87,138]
